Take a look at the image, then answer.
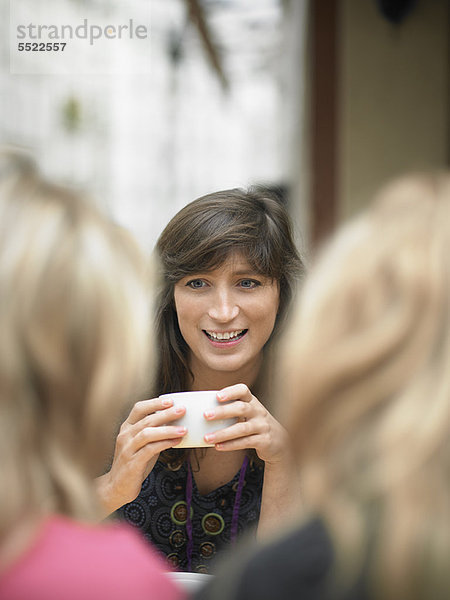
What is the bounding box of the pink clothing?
[0,516,183,600]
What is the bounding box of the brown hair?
[155,186,304,398]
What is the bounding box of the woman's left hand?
[203,383,289,465]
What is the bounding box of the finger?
[132,437,186,471]
[137,436,186,457]
[204,419,258,445]
[116,407,187,458]
[204,400,251,422]
[126,396,177,425]
[216,383,252,403]
[136,405,186,430]
[214,434,264,452]
[132,425,188,452]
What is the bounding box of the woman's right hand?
[96,397,187,517]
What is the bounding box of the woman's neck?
[189,354,262,391]
[189,448,247,496]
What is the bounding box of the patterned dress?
[118,456,264,574]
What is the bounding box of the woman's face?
[174,253,279,386]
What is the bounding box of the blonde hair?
[0,149,152,539]
[280,173,450,599]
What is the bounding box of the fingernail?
[162,398,173,407]
[175,405,185,414]
[176,427,187,434]
[204,434,215,443]
[216,392,225,401]
[204,410,215,419]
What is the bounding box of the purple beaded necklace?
[185,454,249,571]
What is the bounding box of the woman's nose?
[207,290,239,322]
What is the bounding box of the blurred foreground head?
[0,149,152,534]
[281,173,450,598]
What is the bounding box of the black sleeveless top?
[117,457,264,574]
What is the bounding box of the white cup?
[159,390,237,448]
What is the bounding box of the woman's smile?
[203,329,248,345]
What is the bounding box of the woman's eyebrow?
[231,269,266,277]
[180,267,264,278]
[233,270,258,275]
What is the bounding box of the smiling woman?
[97,187,305,573]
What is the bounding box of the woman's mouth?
[203,329,248,345]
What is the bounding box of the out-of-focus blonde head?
[280,173,450,599]
[0,149,152,537]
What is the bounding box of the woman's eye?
[186,279,207,289]
[239,279,260,289]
